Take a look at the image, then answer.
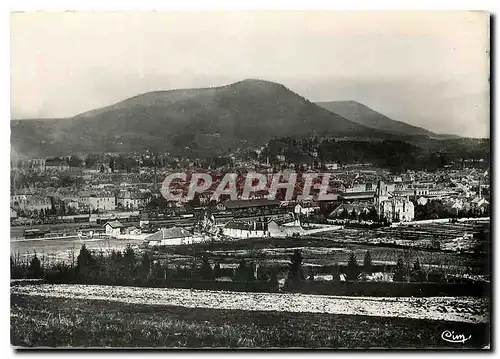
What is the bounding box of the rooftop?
[104,221,124,228]
[145,227,192,241]
[223,199,281,209]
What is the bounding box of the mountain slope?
[316,101,458,139]
[12,79,385,157]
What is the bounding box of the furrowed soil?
[11,294,489,348]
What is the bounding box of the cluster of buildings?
[11,186,154,219]
[11,147,490,246]
[327,168,490,222]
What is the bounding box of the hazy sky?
[11,11,490,137]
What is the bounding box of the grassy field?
[11,294,489,348]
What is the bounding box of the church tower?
[374,180,389,217]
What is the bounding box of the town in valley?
[10,11,491,349]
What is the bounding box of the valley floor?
[11,293,489,348]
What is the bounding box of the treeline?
[11,246,488,296]
[261,137,490,172]
[284,249,439,286]
[414,200,490,220]
[10,245,280,289]
[11,245,456,286]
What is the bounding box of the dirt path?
[11,284,488,324]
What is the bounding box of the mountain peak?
[230,78,286,89]
[239,78,278,84]
[12,80,379,157]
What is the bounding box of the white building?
[17,196,52,213]
[83,191,116,212]
[145,227,194,246]
[10,194,29,207]
[294,203,320,217]
[116,190,148,210]
[378,198,415,222]
[324,162,339,170]
[222,214,303,239]
[44,160,70,172]
[222,220,269,239]
[374,181,415,222]
[104,221,124,238]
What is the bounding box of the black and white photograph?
[9,10,491,349]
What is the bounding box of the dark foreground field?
[11,294,489,348]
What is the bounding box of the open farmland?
[11,289,490,348]
[154,233,487,277]
[11,284,489,324]
[198,244,482,272]
[313,221,489,252]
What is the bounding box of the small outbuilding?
[103,221,124,238]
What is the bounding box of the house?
[104,221,124,238]
[45,159,70,172]
[139,212,150,229]
[24,196,52,214]
[10,194,29,208]
[445,198,465,213]
[116,190,148,210]
[471,196,488,207]
[294,203,320,217]
[145,227,194,246]
[62,197,81,212]
[30,158,46,172]
[10,188,37,208]
[470,197,489,214]
[10,207,17,219]
[85,191,116,212]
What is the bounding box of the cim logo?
[441,330,471,344]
